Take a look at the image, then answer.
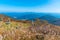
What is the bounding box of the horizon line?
[0,12,60,13]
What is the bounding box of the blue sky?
[0,0,60,13]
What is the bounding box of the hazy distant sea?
[1,12,60,20]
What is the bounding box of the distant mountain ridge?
[0,12,60,26]
[1,12,46,20]
[39,15,60,26]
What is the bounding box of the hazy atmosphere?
[0,0,60,12]
[0,0,60,40]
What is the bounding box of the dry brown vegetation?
[0,14,60,40]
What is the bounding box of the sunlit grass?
[0,19,60,40]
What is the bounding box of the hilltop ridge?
[0,14,60,40]
[0,13,60,26]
